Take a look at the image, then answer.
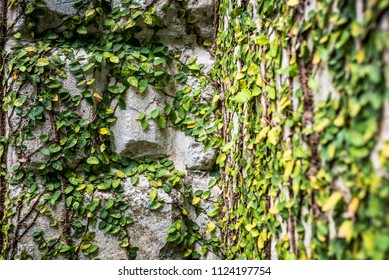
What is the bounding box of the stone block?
[111,88,173,158]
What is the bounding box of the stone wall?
[0,0,220,260]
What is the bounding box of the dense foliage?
[213,0,389,259]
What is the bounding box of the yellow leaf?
[216,153,227,164]
[203,40,212,46]
[99,128,109,135]
[206,222,216,233]
[382,142,389,158]
[182,208,188,216]
[269,204,279,214]
[116,170,125,178]
[255,75,263,87]
[362,231,375,251]
[235,72,245,80]
[192,197,201,205]
[338,220,353,242]
[247,63,260,76]
[356,49,365,64]
[257,228,267,249]
[348,198,359,214]
[93,92,103,102]
[81,242,91,250]
[333,115,345,127]
[312,51,321,64]
[245,223,255,232]
[149,188,157,201]
[286,0,299,7]
[322,191,343,212]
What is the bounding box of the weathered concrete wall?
[2,0,219,260]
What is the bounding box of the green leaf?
[157,116,167,128]
[153,57,165,66]
[52,190,61,203]
[49,144,61,153]
[77,26,88,35]
[141,118,149,130]
[232,89,252,103]
[59,245,71,253]
[14,96,27,107]
[151,108,160,119]
[138,80,148,93]
[127,76,138,88]
[52,161,63,171]
[148,201,162,211]
[266,85,276,100]
[252,86,261,97]
[104,200,114,210]
[87,157,99,165]
[308,77,319,90]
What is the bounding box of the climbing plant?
[213,0,389,260]
[0,0,221,260]
[1,0,388,261]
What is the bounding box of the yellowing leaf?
[257,229,268,249]
[256,35,269,45]
[110,56,119,63]
[247,63,260,76]
[37,57,49,67]
[99,128,109,135]
[116,170,125,178]
[333,115,345,127]
[322,191,343,212]
[149,188,157,201]
[312,51,321,64]
[348,198,359,214]
[93,92,103,102]
[235,72,245,80]
[192,196,201,205]
[356,49,365,64]
[245,223,255,232]
[206,222,216,233]
[338,220,353,242]
[268,128,280,146]
[255,75,263,87]
[216,153,227,164]
[287,0,299,7]
[269,205,279,214]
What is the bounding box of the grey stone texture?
[43,0,78,15]
[6,0,219,260]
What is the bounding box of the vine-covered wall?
[0,0,221,260]
[213,0,389,259]
[1,0,388,261]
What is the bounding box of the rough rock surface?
[6,0,219,260]
[43,0,78,15]
[111,88,173,158]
